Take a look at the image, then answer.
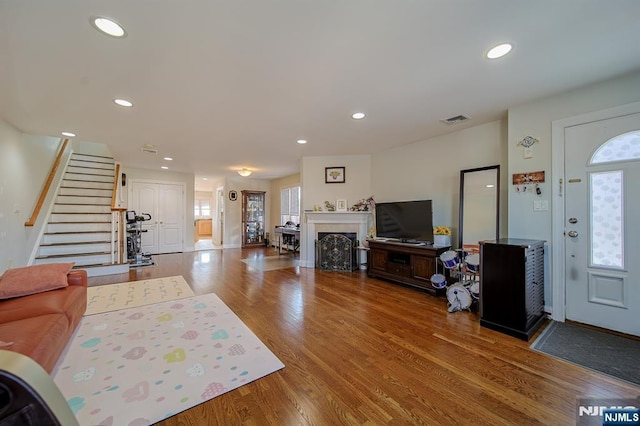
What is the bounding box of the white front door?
[564,113,640,336]
[130,181,184,255]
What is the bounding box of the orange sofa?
[0,269,87,373]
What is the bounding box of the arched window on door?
[590,130,640,165]
[588,130,640,269]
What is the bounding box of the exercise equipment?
[126,210,154,268]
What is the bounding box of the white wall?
[301,155,372,211]
[507,70,640,310]
[223,177,271,248]
[371,120,507,245]
[299,155,371,263]
[0,121,61,271]
[71,139,112,157]
[508,71,640,240]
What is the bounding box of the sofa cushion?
[0,263,74,300]
[0,314,70,373]
[0,285,86,324]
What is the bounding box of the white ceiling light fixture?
[486,43,513,59]
[237,168,253,177]
[90,17,127,38]
[351,112,366,120]
[114,99,133,107]
[297,139,307,144]
[163,157,173,161]
[161,166,169,170]
[61,131,76,137]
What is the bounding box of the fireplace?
[315,232,358,271]
[300,212,371,269]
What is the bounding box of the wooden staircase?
[33,153,128,276]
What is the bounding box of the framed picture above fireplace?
[325,166,345,183]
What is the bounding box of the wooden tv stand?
[367,240,450,295]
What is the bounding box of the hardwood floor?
[89,248,640,425]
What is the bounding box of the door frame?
[215,186,224,246]
[550,100,640,323]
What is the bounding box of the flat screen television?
[375,200,434,243]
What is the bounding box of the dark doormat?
[531,321,640,386]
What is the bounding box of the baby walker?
[126,210,154,268]
[431,249,480,313]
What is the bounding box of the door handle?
[567,230,578,238]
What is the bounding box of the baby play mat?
[53,293,285,425]
[85,276,194,315]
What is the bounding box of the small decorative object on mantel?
[433,226,451,247]
[313,204,323,211]
[350,196,375,211]
[336,199,347,212]
[324,201,336,211]
[325,166,345,183]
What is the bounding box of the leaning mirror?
[458,165,500,252]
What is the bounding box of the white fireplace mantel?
[300,211,372,268]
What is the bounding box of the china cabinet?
[241,191,266,247]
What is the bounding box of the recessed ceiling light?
[161,166,169,170]
[90,17,127,38]
[486,43,513,59]
[202,178,208,181]
[486,184,495,188]
[114,99,133,107]
[297,139,307,144]
[61,132,76,137]
[164,157,173,161]
[352,112,366,120]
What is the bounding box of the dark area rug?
[531,321,640,386]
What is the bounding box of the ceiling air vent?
[441,114,470,125]
[141,144,158,154]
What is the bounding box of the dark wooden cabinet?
[370,249,388,273]
[479,238,545,340]
[367,240,449,295]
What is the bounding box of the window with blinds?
[280,186,300,225]
[194,198,211,218]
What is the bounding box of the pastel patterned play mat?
[85,276,194,315]
[53,293,284,425]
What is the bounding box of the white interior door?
[564,113,640,336]
[157,184,183,253]
[130,181,184,255]
[130,182,158,255]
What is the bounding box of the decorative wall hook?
[518,136,539,148]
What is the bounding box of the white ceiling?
[2,1,640,191]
